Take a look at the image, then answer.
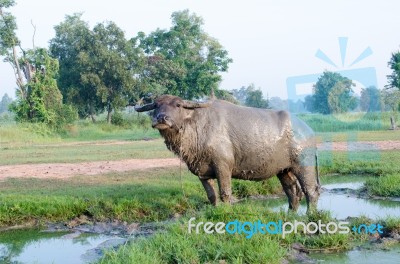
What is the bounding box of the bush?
[111,112,126,127]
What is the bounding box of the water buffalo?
[135,95,320,212]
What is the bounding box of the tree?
[231,84,270,108]
[231,85,250,105]
[0,93,12,113]
[213,89,238,104]
[269,96,287,110]
[8,48,77,128]
[303,95,315,112]
[382,88,400,129]
[327,80,357,114]
[245,89,269,108]
[0,0,25,97]
[51,15,141,123]
[387,51,400,90]
[312,71,356,114]
[137,10,232,99]
[360,86,381,112]
[49,14,100,121]
[84,22,138,123]
[1,2,76,128]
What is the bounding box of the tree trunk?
[89,104,96,123]
[390,116,396,130]
[12,46,26,98]
[90,113,96,123]
[107,103,112,124]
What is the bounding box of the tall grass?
[298,112,395,132]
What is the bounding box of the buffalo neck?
[159,108,208,164]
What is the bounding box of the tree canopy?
[360,86,381,112]
[231,84,269,108]
[0,93,12,113]
[312,71,356,114]
[50,14,140,123]
[387,51,400,90]
[137,10,232,99]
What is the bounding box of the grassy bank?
[99,207,354,264]
[0,168,282,227]
[318,150,400,176]
[365,174,400,197]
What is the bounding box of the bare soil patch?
[318,140,400,151]
[0,158,181,180]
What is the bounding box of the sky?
[1,0,400,100]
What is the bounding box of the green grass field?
[298,112,397,132]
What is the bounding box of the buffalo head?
[134,95,210,131]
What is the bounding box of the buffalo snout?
[152,113,173,129]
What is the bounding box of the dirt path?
[0,140,399,180]
[318,140,400,151]
[0,158,181,180]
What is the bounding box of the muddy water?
[0,229,126,263]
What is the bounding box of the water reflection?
[0,229,120,264]
[309,245,400,264]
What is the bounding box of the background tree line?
[1,0,400,130]
[1,1,233,127]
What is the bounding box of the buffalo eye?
[176,103,181,107]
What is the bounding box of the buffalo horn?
[182,100,211,109]
[134,102,156,112]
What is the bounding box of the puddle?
[259,176,400,220]
[323,181,364,190]
[0,229,127,264]
[260,191,400,220]
[308,244,400,264]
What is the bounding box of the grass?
[298,112,397,132]
[0,113,159,148]
[0,168,282,227]
[0,138,172,165]
[318,150,400,176]
[365,174,400,197]
[99,207,352,264]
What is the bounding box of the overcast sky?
[1,0,400,99]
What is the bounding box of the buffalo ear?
[134,102,156,112]
[182,100,211,109]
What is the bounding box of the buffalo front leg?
[214,164,234,204]
[200,178,217,206]
[277,170,303,211]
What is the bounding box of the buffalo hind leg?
[200,178,217,206]
[292,166,320,213]
[277,170,303,211]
